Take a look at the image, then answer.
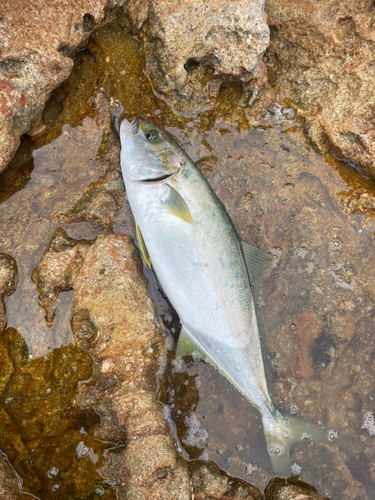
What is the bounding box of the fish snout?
[120,117,140,138]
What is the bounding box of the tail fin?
[263,410,350,476]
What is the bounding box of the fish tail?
[262,410,350,476]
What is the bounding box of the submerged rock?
[126,0,270,114]
[266,0,375,178]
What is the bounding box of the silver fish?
[119,116,333,474]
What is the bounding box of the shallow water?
[1,13,375,500]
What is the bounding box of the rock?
[126,0,270,114]
[189,460,262,499]
[0,453,23,500]
[0,0,127,173]
[265,477,328,500]
[290,443,369,500]
[266,0,375,177]
[32,229,191,499]
[0,254,17,333]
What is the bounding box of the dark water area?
[1,12,375,500]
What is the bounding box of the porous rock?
[266,0,375,177]
[0,0,126,173]
[0,453,23,500]
[33,228,191,500]
[189,460,262,500]
[264,477,328,500]
[126,0,270,114]
[0,254,17,333]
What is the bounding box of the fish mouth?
[120,117,140,137]
[140,172,174,183]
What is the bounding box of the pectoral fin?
[162,185,193,224]
[136,223,152,268]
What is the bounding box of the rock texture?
[0,0,126,173]
[32,229,191,500]
[0,254,17,333]
[126,0,269,114]
[0,453,23,500]
[265,477,328,500]
[266,0,375,177]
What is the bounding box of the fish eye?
[145,130,159,141]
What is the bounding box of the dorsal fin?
[162,185,193,224]
[136,223,152,268]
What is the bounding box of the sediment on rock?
[266,0,375,178]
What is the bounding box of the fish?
[117,115,341,475]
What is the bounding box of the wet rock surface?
[0,0,126,172]
[266,0,375,178]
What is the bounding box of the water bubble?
[182,413,208,448]
[52,484,60,491]
[301,433,312,441]
[329,238,342,251]
[290,463,302,476]
[95,486,104,496]
[246,462,258,475]
[289,404,299,415]
[361,411,375,436]
[289,323,297,332]
[47,467,59,478]
[268,445,285,457]
[76,441,90,459]
[327,430,339,442]
[236,445,244,451]
[195,377,202,389]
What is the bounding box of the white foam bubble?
[362,411,375,436]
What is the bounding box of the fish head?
[120,117,183,182]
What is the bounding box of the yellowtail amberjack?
[116,114,342,474]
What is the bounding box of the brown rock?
[0,0,126,172]
[265,477,328,500]
[290,443,369,500]
[0,254,17,333]
[33,229,191,499]
[189,460,262,500]
[266,0,375,177]
[126,0,269,114]
[0,453,23,500]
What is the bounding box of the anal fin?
[136,223,152,268]
[176,328,207,360]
